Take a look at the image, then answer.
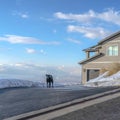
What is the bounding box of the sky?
[0,0,120,83]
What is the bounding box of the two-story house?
[79,31,120,84]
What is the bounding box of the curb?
[4,87,120,120]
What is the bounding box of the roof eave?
[79,53,104,65]
[98,31,120,45]
[83,45,98,51]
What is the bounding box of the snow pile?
[58,81,81,86]
[0,79,44,89]
[86,71,120,87]
[0,78,82,89]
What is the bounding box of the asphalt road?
[0,86,118,119]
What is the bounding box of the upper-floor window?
[107,45,118,56]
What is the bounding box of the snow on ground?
[1,70,120,89]
[85,71,120,87]
[55,81,81,86]
[0,79,81,89]
[0,79,44,89]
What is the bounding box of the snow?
[0,79,44,89]
[85,71,120,87]
[2,71,120,89]
[55,81,81,86]
[0,79,81,89]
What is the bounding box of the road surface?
[0,85,118,119]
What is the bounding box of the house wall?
[81,36,120,84]
[81,62,112,84]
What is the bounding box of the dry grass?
[100,62,120,76]
[100,68,108,74]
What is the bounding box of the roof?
[79,31,120,65]
[79,53,104,65]
[98,30,120,45]
[83,31,120,51]
[83,45,101,52]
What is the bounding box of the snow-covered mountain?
[0,79,44,89]
[0,78,82,89]
[86,71,120,87]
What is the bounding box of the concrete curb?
[4,87,120,120]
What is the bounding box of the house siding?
[80,34,120,84]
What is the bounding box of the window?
[107,45,118,56]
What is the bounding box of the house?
[79,31,120,84]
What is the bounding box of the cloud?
[26,48,46,54]
[54,10,95,23]
[67,38,81,44]
[54,9,120,25]
[14,63,24,67]
[97,9,120,25]
[67,25,109,39]
[26,48,36,54]
[20,13,29,18]
[12,11,29,19]
[0,64,81,83]
[54,9,120,39]
[0,35,60,45]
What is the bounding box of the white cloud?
[20,13,29,18]
[97,9,120,25]
[67,38,81,44]
[67,25,109,39]
[0,64,81,83]
[54,9,120,25]
[25,48,46,55]
[55,9,120,39]
[54,10,95,23]
[12,11,29,19]
[0,35,60,45]
[26,48,46,54]
[58,65,65,70]
[26,48,36,54]
[14,63,24,67]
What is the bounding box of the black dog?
[46,74,54,88]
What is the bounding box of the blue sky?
[0,0,120,82]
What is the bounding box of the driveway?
[0,86,117,119]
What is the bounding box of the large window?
[107,45,118,56]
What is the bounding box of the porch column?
[86,51,90,58]
[95,49,99,54]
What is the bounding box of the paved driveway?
[0,86,117,119]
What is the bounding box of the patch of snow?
[85,71,120,87]
[88,71,109,83]
[0,79,82,89]
[0,79,43,89]
[56,82,81,86]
